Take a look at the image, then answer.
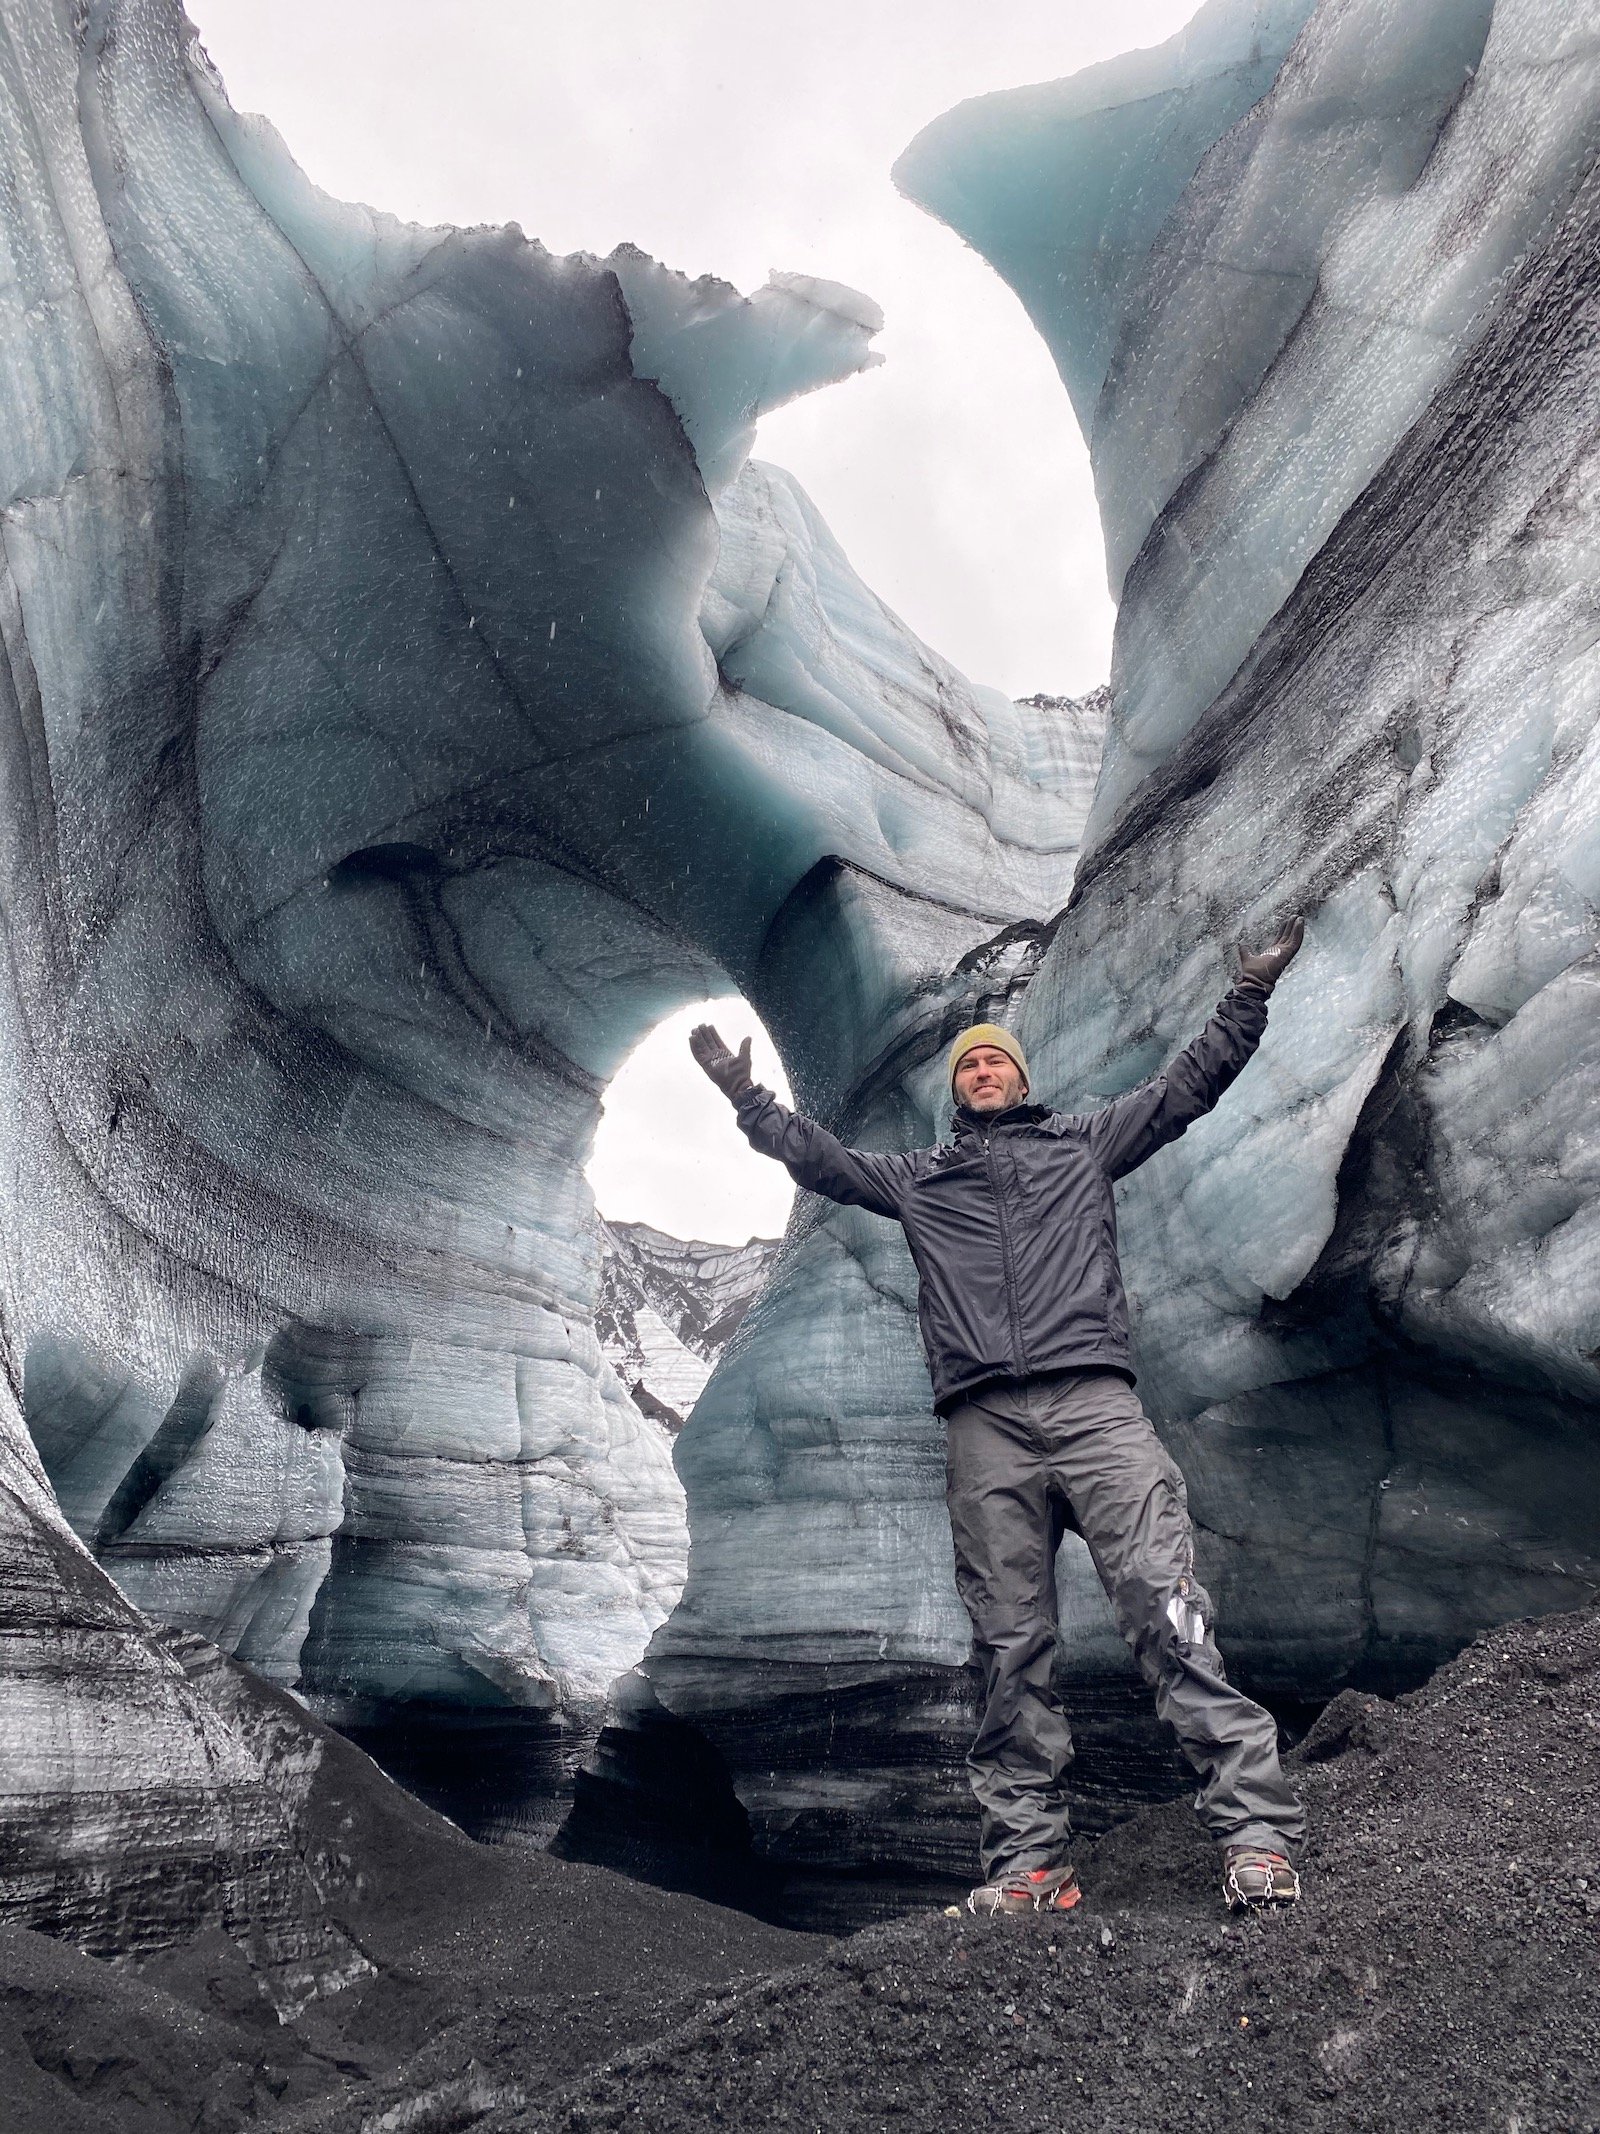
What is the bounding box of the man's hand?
[689,1023,754,1101]
[1236,915,1305,994]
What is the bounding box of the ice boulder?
[0,1395,372,1993]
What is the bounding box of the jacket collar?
[953,1101,1048,1138]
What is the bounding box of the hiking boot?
[967,1864,1082,1917]
[1222,1846,1300,1910]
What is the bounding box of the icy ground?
[1,1603,1594,2133]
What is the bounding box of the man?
[688,919,1306,1918]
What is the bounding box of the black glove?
[1236,915,1304,995]
[689,1023,754,1101]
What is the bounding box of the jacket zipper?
[980,1126,1029,1376]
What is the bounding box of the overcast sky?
[587,1001,797,1240]
[187,0,1200,1241]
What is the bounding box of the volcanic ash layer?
[3,1604,1594,2134]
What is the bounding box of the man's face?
[953,1045,1027,1114]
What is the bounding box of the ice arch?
[0,0,1100,1837]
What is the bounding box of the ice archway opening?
[587,1001,795,1247]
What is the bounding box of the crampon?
[1222,1847,1300,1910]
[967,1864,1082,1917]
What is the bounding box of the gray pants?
[944,1369,1304,1881]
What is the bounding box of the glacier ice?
[957,0,1600,1687]
[6,0,1600,1923]
[893,0,1321,441]
[901,0,1594,843]
[0,1385,374,1980]
[596,1221,781,1432]
[0,0,1100,1844]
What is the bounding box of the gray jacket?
[734,985,1269,1410]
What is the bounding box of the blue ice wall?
[7,0,1598,1910]
[894,0,1319,447]
[896,0,1600,1694]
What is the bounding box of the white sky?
[185,0,1200,1241]
[587,1001,796,1242]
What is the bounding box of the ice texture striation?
[0,1397,372,1996]
[0,0,1101,1860]
[992,0,1600,1695]
[9,0,1596,1928]
[893,0,1320,445]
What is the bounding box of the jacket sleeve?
[733,1085,910,1220]
[1083,984,1270,1182]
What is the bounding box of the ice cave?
[1,0,1598,2119]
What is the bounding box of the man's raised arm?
[1083,919,1305,1182]
[688,1025,908,1220]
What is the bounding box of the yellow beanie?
[948,1022,1030,1097]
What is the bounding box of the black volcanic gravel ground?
[2,1605,1597,2133]
[494,1604,1600,2134]
[0,1686,810,2134]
